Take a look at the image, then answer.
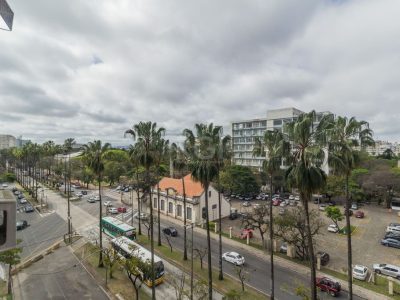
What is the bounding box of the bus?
[101,216,136,240]
[111,236,165,286]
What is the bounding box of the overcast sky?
[1,0,399,146]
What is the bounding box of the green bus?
[101,216,136,240]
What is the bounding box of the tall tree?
[324,115,374,299]
[125,121,165,300]
[183,123,221,300]
[253,129,290,299]
[284,111,328,300]
[0,247,21,295]
[128,144,144,235]
[82,140,111,267]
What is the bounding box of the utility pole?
[67,155,71,243]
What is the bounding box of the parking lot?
[223,195,400,274]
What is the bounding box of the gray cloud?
[0,0,399,145]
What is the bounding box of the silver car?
[373,263,400,279]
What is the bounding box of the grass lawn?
[137,235,267,300]
[74,243,150,300]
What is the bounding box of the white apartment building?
[0,135,16,150]
[360,140,399,157]
[232,108,330,169]
[152,174,231,225]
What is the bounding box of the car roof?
[354,265,367,270]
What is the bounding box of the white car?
[319,204,327,211]
[328,224,339,233]
[279,202,287,207]
[94,195,100,201]
[289,195,294,200]
[134,212,148,220]
[19,198,27,204]
[373,263,400,279]
[108,207,118,214]
[353,265,368,281]
[104,201,112,207]
[386,226,400,234]
[2,184,8,188]
[222,252,245,266]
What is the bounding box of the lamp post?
[185,222,194,300]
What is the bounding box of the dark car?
[316,277,341,297]
[381,238,400,249]
[328,200,336,206]
[316,251,330,266]
[162,227,178,237]
[16,220,28,230]
[385,232,400,241]
[81,190,88,195]
[25,205,34,213]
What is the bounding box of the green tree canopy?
[219,165,259,195]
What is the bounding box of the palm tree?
[284,111,328,300]
[324,116,374,299]
[82,140,111,267]
[214,132,231,281]
[184,123,221,300]
[125,121,165,300]
[128,144,143,235]
[253,130,290,300]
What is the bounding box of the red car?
[272,198,281,206]
[117,207,127,213]
[316,277,341,297]
[355,211,364,218]
[240,229,253,239]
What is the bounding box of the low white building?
[152,174,231,225]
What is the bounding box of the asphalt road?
[72,190,363,300]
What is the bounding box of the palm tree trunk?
[7,264,12,295]
[204,184,213,300]
[346,174,353,300]
[269,174,274,299]
[98,178,104,267]
[182,177,188,261]
[303,192,317,300]
[217,175,223,281]
[157,183,162,246]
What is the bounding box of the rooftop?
[157,174,204,198]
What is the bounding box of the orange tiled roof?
[157,174,204,198]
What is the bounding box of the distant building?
[0,135,16,150]
[360,140,399,157]
[231,107,331,171]
[15,136,30,148]
[152,174,231,224]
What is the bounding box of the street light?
[185,222,195,300]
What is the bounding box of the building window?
[161,200,165,211]
[177,205,182,217]
[168,202,173,214]
[153,198,157,209]
[208,190,211,197]
[273,119,282,126]
[186,207,192,220]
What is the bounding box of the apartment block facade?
[232,107,330,169]
[0,135,16,150]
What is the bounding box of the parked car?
[242,201,251,207]
[75,192,83,198]
[16,220,28,230]
[19,198,27,204]
[279,201,287,207]
[316,277,341,297]
[353,265,368,281]
[222,252,245,266]
[280,242,288,254]
[385,232,400,240]
[134,212,148,221]
[2,183,8,188]
[373,264,400,279]
[229,208,238,220]
[108,207,118,214]
[328,200,336,206]
[381,238,400,249]
[87,198,96,203]
[389,223,400,227]
[351,203,358,210]
[272,199,281,206]
[162,227,178,237]
[81,190,88,195]
[104,201,112,207]
[289,195,294,200]
[354,211,365,218]
[319,204,327,211]
[25,205,34,213]
[386,225,400,234]
[240,229,253,239]
[328,224,339,233]
[294,195,300,201]
[94,195,100,201]
[316,251,330,266]
[117,207,127,213]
